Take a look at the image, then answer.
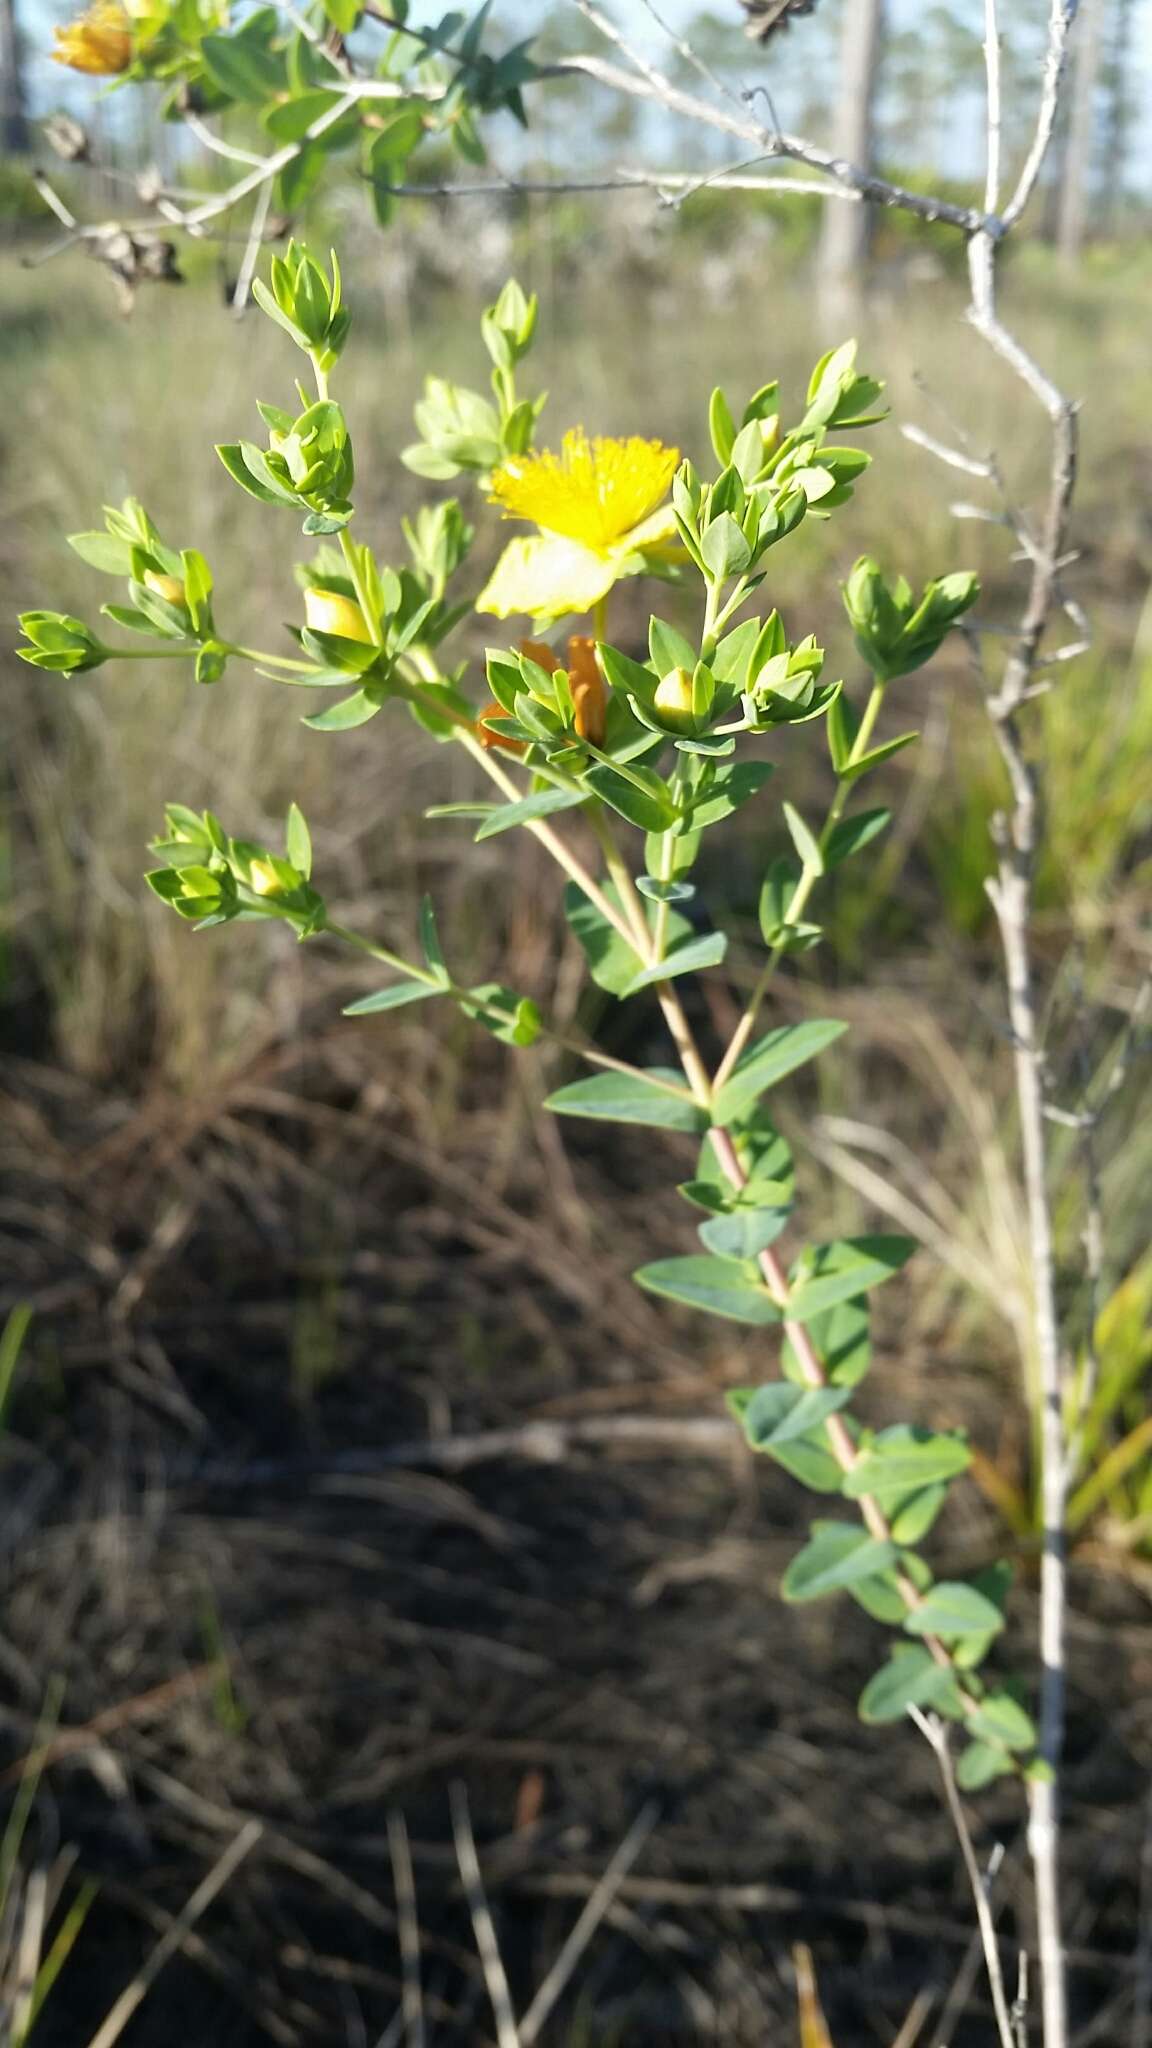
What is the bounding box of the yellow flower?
[478,429,680,625]
[52,0,133,73]
[303,587,374,645]
[143,569,186,607]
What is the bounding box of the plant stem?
[230,645,320,674]
[327,916,693,1097]
[456,727,641,954]
[706,1125,970,1682]
[590,809,713,1107]
[98,646,200,661]
[911,1707,1017,2048]
[711,676,887,1097]
[323,919,439,985]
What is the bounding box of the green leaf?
[419,893,445,976]
[698,1206,789,1260]
[955,1741,1016,1791]
[263,88,343,140]
[824,808,891,868]
[302,690,381,731]
[743,1383,852,1448]
[321,0,361,29]
[690,1113,795,1215]
[782,800,824,876]
[859,1646,962,1725]
[842,731,918,784]
[635,876,696,905]
[782,1523,897,1603]
[564,883,690,999]
[600,641,658,704]
[841,1425,971,1502]
[461,982,541,1047]
[713,1019,847,1127]
[683,761,773,832]
[201,29,285,102]
[68,530,135,574]
[849,1550,933,1625]
[649,617,698,676]
[545,1069,706,1134]
[889,1484,949,1545]
[708,387,737,465]
[701,511,752,581]
[586,763,676,833]
[634,1255,781,1325]
[474,788,585,840]
[782,1296,870,1389]
[622,930,728,994]
[904,1582,1007,1642]
[733,1384,845,1490]
[788,1236,915,1322]
[217,442,296,506]
[343,981,441,1014]
[967,1692,1037,1753]
[285,801,312,879]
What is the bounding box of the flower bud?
[567,635,607,747]
[303,587,374,645]
[518,638,560,676]
[653,666,696,731]
[143,569,186,607]
[477,704,527,755]
[247,859,284,898]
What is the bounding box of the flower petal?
[476,536,618,623]
[619,505,680,551]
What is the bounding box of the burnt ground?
[2,1033,1151,2048]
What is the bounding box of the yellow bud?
[758,414,780,457]
[143,569,186,607]
[653,667,696,731]
[248,860,283,898]
[303,587,374,645]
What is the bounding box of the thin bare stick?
[449,1783,521,2048]
[1002,2,1078,228]
[1131,1786,1152,2048]
[386,1811,424,2048]
[517,1801,658,2043]
[84,1820,262,2048]
[889,1988,935,2048]
[908,1710,1015,2048]
[231,178,275,318]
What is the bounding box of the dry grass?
[3,218,1152,2042]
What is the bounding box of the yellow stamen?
[52,0,132,73]
[491,430,679,553]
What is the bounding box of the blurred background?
[2,2,1152,2042]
